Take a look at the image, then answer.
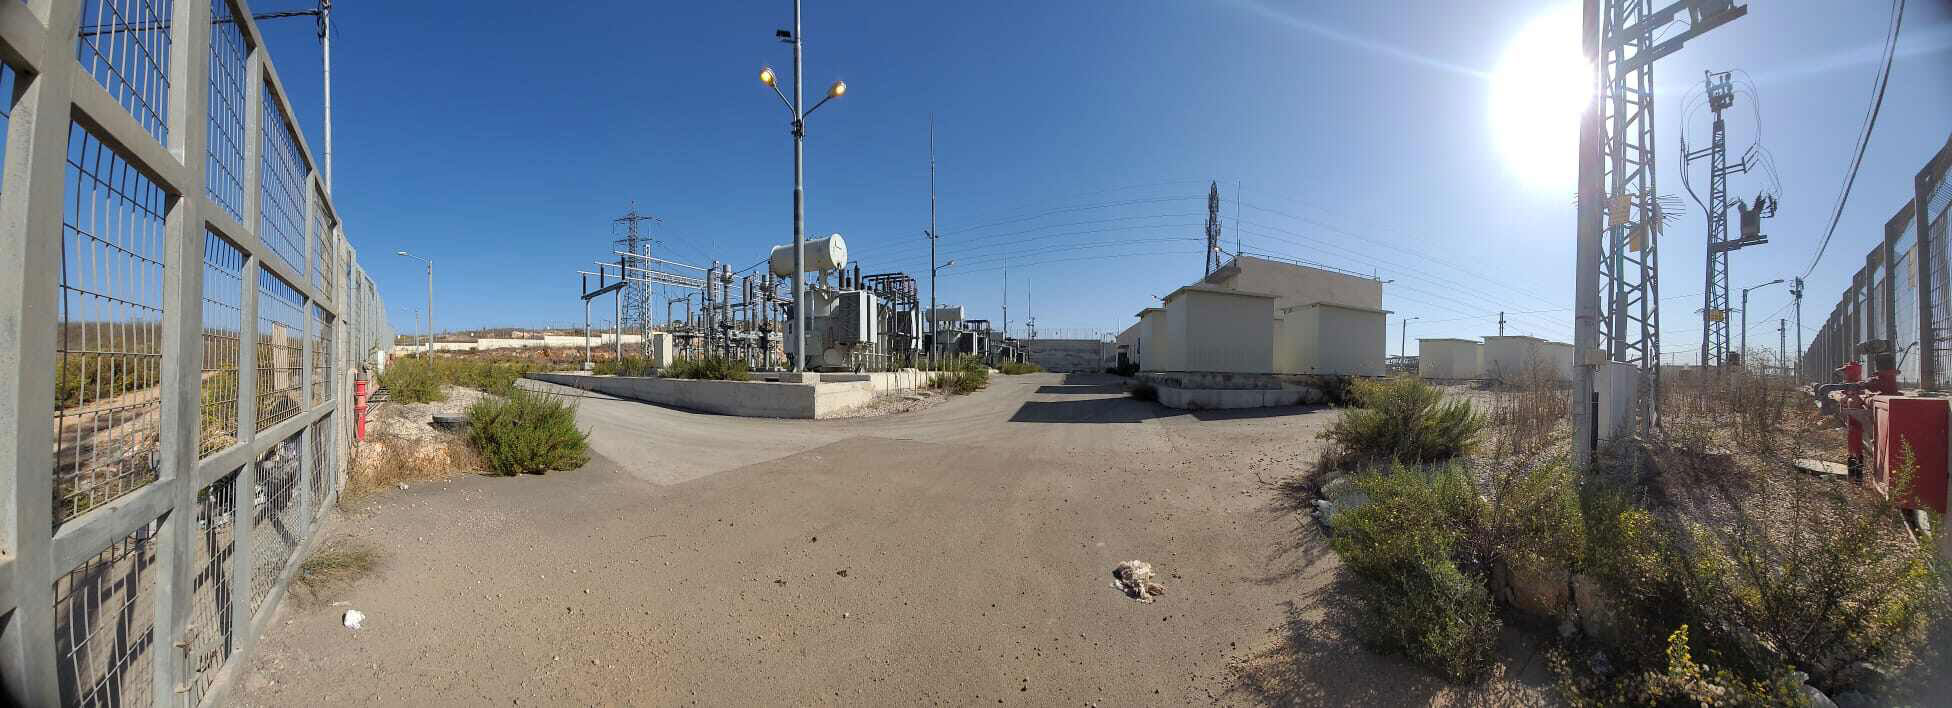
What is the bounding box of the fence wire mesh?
[55,120,170,526]
[249,431,303,611]
[54,518,161,708]
[312,304,332,407]
[76,0,173,144]
[257,82,307,277]
[201,230,245,456]
[187,470,239,707]
[204,0,249,222]
[256,268,305,429]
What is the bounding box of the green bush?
[379,358,445,403]
[1107,362,1139,377]
[1316,375,1355,407]
[926,355,989,395]
[465,390,590,475]
[1320,376,1483,465]
[1567,449,1948,697]
[1128,381,1158,401]
[997,361,1044,375]
[662,356,750,381]
[1331,465,1502,682]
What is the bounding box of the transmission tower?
[1573,0,1747,466]
[1204,181,1222,276]
[1685,70,1766,369]
[613,204,661,349]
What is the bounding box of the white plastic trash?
[343,609,366,630]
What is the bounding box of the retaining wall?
[529,370,928,419]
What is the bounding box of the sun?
[1488,4,1592,192]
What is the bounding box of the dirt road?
[235,373,1548,706]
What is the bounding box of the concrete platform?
[527,369,929,419]
[1136,371,1333,410]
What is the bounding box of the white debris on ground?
[343,609,366,630]
[1110,560,1168,602]
[831,389,946,418]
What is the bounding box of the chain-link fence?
[1,2,393,705]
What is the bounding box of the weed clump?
[466,390,590,475]
[594,356,657,377]
[1320,376,1483,466]
[1128,381,1158,402]
[662,356,750,381]
[929,356,989,395]
[997,361,1044,375]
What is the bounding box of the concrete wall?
[1163,287,1275,373]
[1279,303,1386,376]
[529,371,918,419]
[1023,339,1105,373]
[1418,339,1483,379]
[1204,255,1383,311]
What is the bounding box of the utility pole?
[1573,0,1747,466]
[1400,317,1419,359]
[1684,69,1767,370]
[1498,311,1506,336]
[1790,276,1804,378]
[1739,279,1782,371]
[1778,318,1786,377]
[1205,181,1222,276]
[926,114,938,368]
[1003,266,1008,341]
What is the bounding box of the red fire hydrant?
[354,372,369,441]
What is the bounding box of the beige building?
[1162,285,1277,374]
[1418,338,1484,379]
[1483,335,1575,381]
[1131,255,1387,376]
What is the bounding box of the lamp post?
[1739,278,1784,370]
[396,251,432,356]
[758,0,847,371]
[1400,316,1420,362]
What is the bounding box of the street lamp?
[1739,278,1785,369]
[758,0,848,372]
[928,259,956,365]
[1399,316,1420,361]
[396,251,432,357]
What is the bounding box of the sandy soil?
[233,373,1551,706]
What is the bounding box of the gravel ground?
[232,373,1553,706]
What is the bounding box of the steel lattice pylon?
[614,206,659,352]
[1574,0,1746,461]
[1599,0,1664,427]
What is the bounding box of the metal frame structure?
[1573,0,1745,465]
[0,1,390,704]
[1800,134,1952,389]
[1685,69,1769,369]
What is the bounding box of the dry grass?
[342,431,479,502]
[292,539,383,604]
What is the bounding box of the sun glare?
[1489,4,1591,192]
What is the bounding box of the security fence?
[1,1,392,705]
[1800,134,1952,388]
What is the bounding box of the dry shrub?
[292,539,383,604]
[343,432,477,500]
[1488,362,1568,458]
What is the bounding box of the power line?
[1802,0,1906,280]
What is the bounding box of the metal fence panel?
[1,1,390,703]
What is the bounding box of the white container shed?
[1484,335,1576,381]
[1161,285,1276,373]
[1279,302,1388,376]
[1134,307,1172,372]
[1418,338,1483,379]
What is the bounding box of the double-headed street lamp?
[758,0,847,372]
[396,251,432,356]
[1739,278,1785,368]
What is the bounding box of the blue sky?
[253,0,1952,359]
